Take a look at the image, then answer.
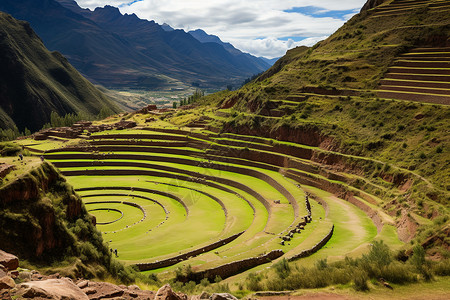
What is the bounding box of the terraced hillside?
[377,47,450,104]
[216,0,450,112]
[20,123,406,281]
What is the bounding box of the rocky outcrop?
[210,293,238,300]
[0,249,157,300]
[0,164,14,178]
[0,250,18,271]
[155,284,186,300]
[14,279,89,300]
[0,276,15,290]
[0,162,94,262]
[77,280,155,300]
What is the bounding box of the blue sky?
[74,0,368,58]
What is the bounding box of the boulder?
[77,280,89,289]
[0,276,15,290]
[16,278,88,299]
[78,281,124,300]
[155,284,185,300]
[200,291,210,299]
[0,250,18,270]
[0,265,6,279]
[210,293,238,300]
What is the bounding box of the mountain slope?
[189,29,270,72]
[0,0,270,89]
[189,0,449,259]
[0,12,120,132]
[224,0,449,110]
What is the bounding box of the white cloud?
[74,0,367,58]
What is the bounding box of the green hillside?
[218,0,449,110]
[0,12,120,132]
[182,0,450,253]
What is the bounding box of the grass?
[22,118,419,284]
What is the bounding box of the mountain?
[161,23,174,32]
[258,56,279,66]
[0,0,270,90]
[189,29,271,71]
[0,12,120,132]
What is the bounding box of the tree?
[173,102,177,109]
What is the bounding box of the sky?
[74,0,368,58]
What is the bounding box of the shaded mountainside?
[0,12,120,132]
[0,0,270,89]
[189,29,271,72]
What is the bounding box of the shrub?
[381,262,416,284]
[274,258,291,279]
[432,259,450,276]
[353,270,369,291]
[316,258,328,270]
[0,142,21,156]
[364,241,392,269]
[246,273,264,291]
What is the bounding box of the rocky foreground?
[0,249,237,300]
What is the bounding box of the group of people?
[110,248,118,257]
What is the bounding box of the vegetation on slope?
[171,0,450,259]
[0,12,120,132]
[0,153,137,283]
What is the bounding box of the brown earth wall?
[395,61,450,68]
[379,85,450,95]
[300,87,360,96]
[0,162,58,206]
[385,73,450,82]
[380,79,450,89]
[220,133,272,145]
[142,128,215,140]
[221,123,328,148]
[377,91,450,105]
[388,67,449,75]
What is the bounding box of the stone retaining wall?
[135,231,245,271]
[288,225,334,261]
[183,249,284,282]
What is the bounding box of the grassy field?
[11,120,408,283]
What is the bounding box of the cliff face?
[0,162,96,261]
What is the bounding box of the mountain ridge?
[0,11,120,132]
[0,0,270,89]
